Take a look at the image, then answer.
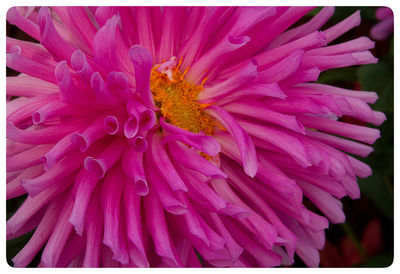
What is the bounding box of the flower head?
[7,6,385,267]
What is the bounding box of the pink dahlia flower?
[370,7,394,40]
[6,7,385,267]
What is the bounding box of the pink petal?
[206,105,257,177]
[7,46,57,83]
[100,165,129,264]
[69,169,99,236]
[129,44,156,110]
[298,180,345,224]
[160,117,221,156]
[7,7,40,40]
[144,152,187,215]
[144,190,181,267]
[83,188,104,267]
[41,194,74,267]
[297,114,380,145]
[7,74,58,98]
[121,147,149,196]
[122,182,149,267]
[324,10,361,43]
[84,137,126,178]
[12,199,64,267]
[149,132,188,192]
[7,144,52,172]
[168,141,227,179]
[198,59,258,103]
[187,35,251,84]
[38,7,75,62]
[224,99,305,134]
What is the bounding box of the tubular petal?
[84,137,126,178]
[121,147,149,196]
[7,144,52,172]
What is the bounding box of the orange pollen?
[150,64,216,135]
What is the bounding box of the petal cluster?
[7,7,384,267]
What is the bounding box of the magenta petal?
[175,166,230,212]
[206,105,257,177]
[41,132,75,170]
[7,144,51,172]
[149,132,188,192]
[38,7,75,62]
[128,135,148,152]
[71,50,94,80]
[160,117,221,156]
[84,137,126,178]
[90,72,119,106]
[7,119,87,145]
[104,116,120,135]
[144,155,187,215]
[7,7,40,41]
[55,61,90,105]
[198,59,258,103]
[7,74,58,98]
[257,49,304,83]
[71,116,108,152]
[298,180,345,224]
[122,182,149,267]
[53,7,97,54]
[224,100,305,134]
[107,71,131,101]
[126,99,156,130]
[168,141,228,179]
[69,169,99,236]
[100,165,129,265]
[7,46,57,83]
[324,10,361,43]
[129,44,156,110]
[121,147,149,196]
[144,190,181,266]
[297,114,380,145]
[187,35,251,84]
[93,15,131,73]
[123,115,139,138]
[7,165,43,200]
[218,83,286,105]
[40,194,74,267]
[22,151,84,197]
[12,200,63,267]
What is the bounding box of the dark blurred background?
[6,6,394,267]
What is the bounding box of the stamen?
[201,76,209,87]
[177,57,183,69]
[150,61,216,135]
[182,66,190,78]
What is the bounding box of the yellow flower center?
[150,61,216,135]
